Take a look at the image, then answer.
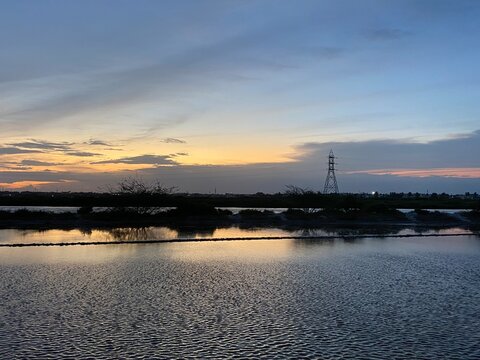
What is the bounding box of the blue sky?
[0,0,479,192]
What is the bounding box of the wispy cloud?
[20,159,62,167]
[0,180,76,190]
[85,139,114,146]
[0,8,351,130]
[348,168,480,179]
[92,154,178,165]
[0,147,42,155]
[66,151,101,157]
[161,138,186,144]
[9,139,74,150]
[2,138,105,158]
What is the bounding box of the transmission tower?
[323,149,339,194]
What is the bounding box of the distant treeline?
[0,191,478,210]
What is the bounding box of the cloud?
[85,139,113,146]
[1,130,479,193]
[161,138,186,144]
[0,147,42,155]
[294,130,480,171]
[0,151,479,194]
[92,154,178,165]
[0,180,77,190]
[0,166,32,171]
[1,139,105,158]
[20,159,61,167]
[9,139,74,150]
[348,168,480,179]
[66,151,101,157]
[0,8,350,129]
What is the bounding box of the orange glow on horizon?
[0,180,77,190]
[348,168,480,179]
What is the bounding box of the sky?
[0,0,479,193]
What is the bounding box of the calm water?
[1,234,479,358]
[0,226,474,245]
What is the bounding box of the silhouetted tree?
[284,185,315,196]
[109,176,176,214]
[112,176,176,196]
[284,185,319,213]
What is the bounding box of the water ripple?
[1,238,479,358]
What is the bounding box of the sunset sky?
[0,0,479,193]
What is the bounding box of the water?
[398,208,470,214]
[0,206,80,213]
[1,234,479,358]
[0,226,474,245]
[217,207,289,214]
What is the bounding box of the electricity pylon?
[323,149,339,194]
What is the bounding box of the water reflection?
[107,227,176,241]
[0,224,476,246]
[164,240,297,263]
[175,225,217,239]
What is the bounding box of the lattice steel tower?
[323,149,339,194]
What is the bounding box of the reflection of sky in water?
[0,206,81,213]
[0,227,323,244]
[0,240,299,265]
[1,235,479,266]
[0,226,476,245]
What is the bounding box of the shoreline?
[0,208,479,231]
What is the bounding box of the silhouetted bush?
[77,206,93,215]
[284,209,310,220]
[463,210,480,221]
[414,208,429,215]
[338,195,362,211]
[165,203,230,217]
[238,209,274,219]
[108,176,176,214]
[363,203,393,214]
[414,209,457,223]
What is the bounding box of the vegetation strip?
[0,233,477,247]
